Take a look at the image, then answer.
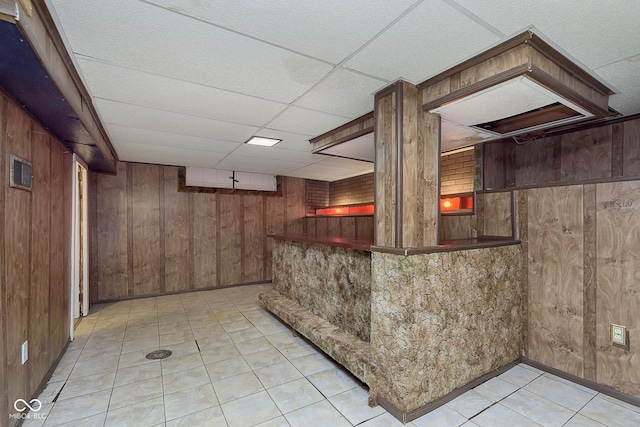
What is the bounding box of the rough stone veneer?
[272,240,372,342]
[370,245,523,413]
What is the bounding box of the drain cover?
[145,349,172,360]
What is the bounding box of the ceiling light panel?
[344,0,500,82]
[246,136,281,147]
[51,0,333,103]
[144,0,418,64]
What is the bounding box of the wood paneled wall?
[484,117,640,190]
[304,215,374,240]
[485,116,640,398]
[0,91,72,427]
[519,181,640,398]
[90,164,306,302]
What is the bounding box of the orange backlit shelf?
[440,193,474,215]
[314,204,374,216]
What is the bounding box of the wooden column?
[374,80,440,248]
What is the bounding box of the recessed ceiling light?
[246,136,281,147]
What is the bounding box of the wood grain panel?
[96,162,129,300]
[439,215,473,241]
[561,126,612,181]
[375,91,396,247]
[49,142,69,356]
[29,128,51,392]
[595,181,640,396]
[582,184,597,382]
[459,44,529,89]
[4,100,31,409]
[515,135,558,186]
[131,163,161,296]
[483,142,505,190]
[402,82,419,247]
[315,217,328,238]
[516,189,529,356]
[192,193,217,289]
[483,192,512,237]
[623,118,640,177]
[218,194,242,285]
[341,216,356,239]
[527,186,584,377]
[243,195,264,282]
[163,166,190,293]
[0,96,6,424]
[284,177,305,234]
[327,217,341,237]
[420,112,440,246]
[356,216,374,240]
[304,217,316,237]
[265,195,285,280]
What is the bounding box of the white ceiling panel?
[287,162,373,182]
[295,70,387,117]
[344,0,501,82]
[51,0,334,103]
[230,144,325,164]
[144,0,420,64]
[454,0,640,69]
[106,124,242,154]
[267,107,352,136]
[117,143,229,168]
[594,55,640,115]
[95,99,259,143]
[214,155,307,176]
[76,59,287,127]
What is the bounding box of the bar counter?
[268,233,374,251]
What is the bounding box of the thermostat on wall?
[9,154,32,191]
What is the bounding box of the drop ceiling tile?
[295,69,385,117]
[594,55,640,115]
[76,59,287,127]
[117,142,229,168]
[267,107,352,137]
[95,99,258,142]
[286,162,372,182]
[230,144,324,164]
[144,0,419,64]
[214,155,307,176]
[51,0,333,103]
[455,0,640,69]
[344,0,500,82]
[316,156,374,172]
[106,124,242,154]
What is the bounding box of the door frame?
[70,154,89,340]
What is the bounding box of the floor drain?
[145,349,172,360]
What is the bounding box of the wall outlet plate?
[611,324,628,349]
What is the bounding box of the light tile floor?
[24,284,639,427]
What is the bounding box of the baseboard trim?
[377,358,521,423]
[521,357,640,408]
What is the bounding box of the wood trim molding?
[310,111,373,146]
[395,81,404,248]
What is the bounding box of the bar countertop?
[267,234,374,251]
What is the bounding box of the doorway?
[70,155,89,340]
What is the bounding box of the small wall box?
[10,154,32,191]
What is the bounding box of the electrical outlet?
[611,324,628,348]
[21,341,28,364]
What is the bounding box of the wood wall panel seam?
[126,163,133,297]
[188,193,195,290]
[582,184,597,382]
[159,167,166,294]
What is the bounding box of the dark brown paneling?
[218,194,242,285]
[243,195,264,282]
[284,177,305,234]
[4,100,31,411]
[561,126,612,182]
[89,172,98,303]
[29,128,50,392]
[327,217,341,237]
[623,119,640,177]
[265,195,285,280]
[611,123,624,177]
[96,162,128,300]
[375,90,396,247]
[315,217,328,238]
[50,142,69,358]
[439,215,473,241]
[483,142,506,190]
[341,217,356,239]
[193,193,217,289]
[131,163,161,296]
[356,216,374,240]
[0,95,7,425]
[482,192,512,237]
[163,166,189,293]
[516,189,529,356]
[515,136,558,186]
